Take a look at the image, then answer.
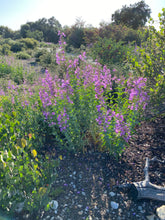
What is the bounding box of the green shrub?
[34,49,48,62]
[0,61,12,77]
[66,26,85,49]
[127,8,165,107]
[19,38,38,49]
[16,51,31,59]
[1,44,11,55]
[90,37,132,67]
[0,38,14,46]
[0,56,24,84]
[11,41,25,52]
[26,30,44,41]
[99,23,142,44]
[0,98,59,218]
[39,52,55,68]
[34,48,57,70]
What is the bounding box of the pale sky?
[0,0,164,30]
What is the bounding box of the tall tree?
[0,26,15,38]
[111,1,151,29]
[67,17,86,49]
[20,17,61,43]
[20,24,30,38]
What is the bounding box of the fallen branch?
[116,157,165,201]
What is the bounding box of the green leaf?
[21,138,26,148]
[31,149,37,158]
[44,203,50,211]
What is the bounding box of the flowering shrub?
[0,30,149,217]
[36,31,149,155]
[0,31,149,156]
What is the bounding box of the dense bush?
[34,49,48,62]
[0,110,59,217]
[0,60,13,77]
[38,32,148,155]
[34,48,57,71]
[127,8,165,106]
[11,41,25,52]
[0,90,59,218]
[26,30,44,41]
[84,27,99,46]
[66,19,86,49]
[19,38,38,49]
[16,51,31,59]
[90,37,132,67]
[98,23,142,45]
[1,43,11,55]
[0,38,14,46]
[39,52,55,68]
[0,56,24,84]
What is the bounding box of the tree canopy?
[111,1,151,29]
[20,16,61,43]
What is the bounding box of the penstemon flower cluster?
[36,31,149,155]
[0,31,149,156]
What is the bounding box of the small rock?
[78,211,83,215]
[146,214,157,220]
[56,216,63,220]
[72,184,76,189]
[46,216,50,220]
[50,200,58,214]
[111,201,119,209]
[15,202,24,213]
[94,205,98,209]
[156,205,165,220]
[138,206,143,212]
[78,204,83,208]
[109,192,116,197]
[23,214,30,219]
[82,191,86,196]
[50,217,55,220]
[118,208,122,214]
[109,178,116,187]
